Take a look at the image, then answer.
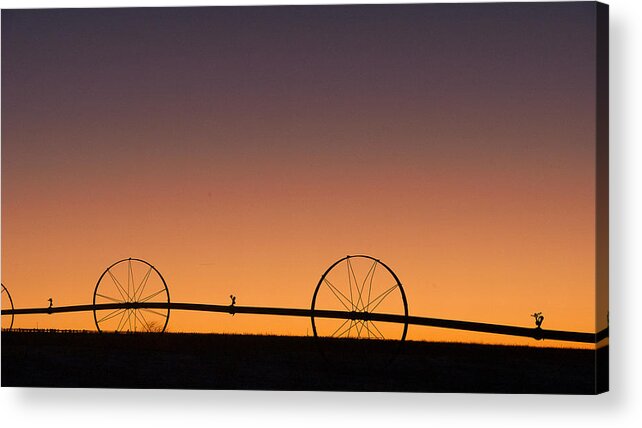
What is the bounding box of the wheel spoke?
[367,283,399,312]
[347,258,364,311]
[359,320,369,338]
[337,320,355,338]
[107,269,130,301]
[127,309,133,331]
[133,310,150,332]
[355,320,363,338]
[346,260,355,310]
[361,320,377,339]
[127,260,132,302]
[330,318,351,337]
[133,266,153,301]
[137,310,152,332]
[366,261,377,312]
[141,308,168,318]
[121,309,133,332]
[323,279,352,311]
[369,320,386,340]
[140,288,166,303]
[116,309,130,331]
[97,308,126,324]
[356,259,377,312]
[95,293,123,304]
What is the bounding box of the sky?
[1,2,606,347]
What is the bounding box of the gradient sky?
[1,3,605,347]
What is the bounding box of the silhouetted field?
[1,331,606,393]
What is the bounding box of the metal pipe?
[2,302,608,344]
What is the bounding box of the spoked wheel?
[310,255,409,367]
[93,258,170,333]
[1,283,15,331]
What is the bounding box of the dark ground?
[1,331,607,394]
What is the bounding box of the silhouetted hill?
[1,331,606,393]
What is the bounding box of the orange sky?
[1,4,606,348]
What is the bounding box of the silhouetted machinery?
[1,256,608,352]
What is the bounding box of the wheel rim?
[2,283,15,331]
[311,255,409,342]
[93,258,170,333]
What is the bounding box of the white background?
[0,0,639,427]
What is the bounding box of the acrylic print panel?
[0,1,608,393]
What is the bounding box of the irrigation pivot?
[1,255,608,345]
